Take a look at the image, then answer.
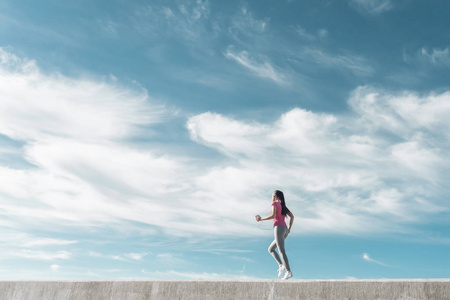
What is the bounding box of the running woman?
[256,190,294,280]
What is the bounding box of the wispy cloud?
[156,253,186,265]
[363,253,390,267]
[420,47,450,66]
[229,6,270,37]
[134,0,210,41]
[293,26,328,41]
[157,253,178,259]
[229,256,254,263]
[98,252,149,262]
[0,230,75,262]
[304,48,374,76]
[96,19,120,39]
[141,269,259,280]
[225,46,289,85]
[12,250,71,260]
[111,255,129,262]
[193,248,254,254]
[23,238,78,247]
[349,0,393,15]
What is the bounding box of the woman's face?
[272,192,277,201]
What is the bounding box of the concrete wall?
[1,280,449,300]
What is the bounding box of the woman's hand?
[255,215,261,222]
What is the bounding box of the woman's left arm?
[287,211,294,233]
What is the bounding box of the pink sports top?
[272,202,287,227]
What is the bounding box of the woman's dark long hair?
[274,190,290,216]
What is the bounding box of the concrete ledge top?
[2,279,450,282]
[2,278,450,300]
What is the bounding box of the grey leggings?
[268,226,290,271]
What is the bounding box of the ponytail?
[274,190,290,216]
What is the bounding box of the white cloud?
[349,86,450,137]
[1,49,449,241]
[0,49,166,142]
[225,46,289,85]
[0,230,78,263]
[362,253,389,267]
[124,252,149,260]
[12,250,71,260]
[111,255,127,261]
[89,251,103,257]
[187,112,269,157]
[0,49,199,238]
[350,0,393,15]
[50,264,61,271]
[186,86,450,236]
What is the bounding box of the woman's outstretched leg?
[274,226,290,271]
[268,236,286,277]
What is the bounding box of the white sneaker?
[277,265,285,277]
[282,271,293,280]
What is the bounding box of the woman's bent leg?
[268,236,282,266]
[275,226,291,271]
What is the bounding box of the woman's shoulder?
[272,201,281,206]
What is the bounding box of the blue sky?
[1,0,450,280]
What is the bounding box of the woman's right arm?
[258,205,276,221]
[287,211,294,233]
